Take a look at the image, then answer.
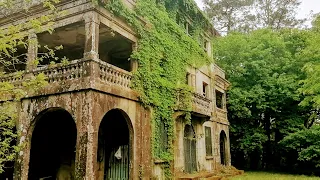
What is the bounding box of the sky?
[194,0,320,24]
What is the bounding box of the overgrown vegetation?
[0,0,63,173]
[211,1,320,174]
[104,0,214,177]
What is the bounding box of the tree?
[213,29,309,170]
[254,0,305,29]
[203,0,254,33]
[203,0,305,33]
[298,14,320,129]
[0,0,62,174]
[280,125,320,173]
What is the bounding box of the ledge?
[205,156,214,160]
[154,159,168,164]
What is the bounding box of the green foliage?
[0,0,62,173]
[280,125,320,168]
[214,28,309,169]
[104,0,211,177]
[299,15,320,115]
[204,0,305,33]
[0,103,18,173]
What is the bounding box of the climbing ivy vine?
[103,0,213,177]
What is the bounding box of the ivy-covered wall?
[104,0,215,177]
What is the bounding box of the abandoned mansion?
[0,0,231,179]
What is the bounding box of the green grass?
[231,172,320,180]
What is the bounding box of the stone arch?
[220,130,228,165]
[28,107,77,179]
[184,124,197,173]
[97,108,133,180]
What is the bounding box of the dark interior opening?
[98,109,130,180]
[216,90,224,109]
[28,108,77,180]
[205,126,213,156]
[202,82,208,97]
[220,131,227,165]
[99,24,133,72]
[184,124,197,173]
[37,22,85,66]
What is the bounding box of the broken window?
[205,126,213,156]
[216,90,224,109]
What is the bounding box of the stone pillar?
[84,12,100,60]
[130,43,138,72]
[223,92,227,110]
[26,33,38,71]
[191,74,196,90]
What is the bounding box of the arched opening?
[97,109,132,180]
[28,108,77,179]
[184,124,197,173]
[220,130,227,165]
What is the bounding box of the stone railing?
[0,58,134,99]
[98,61,133,89]
[191,93,212,116]
[0,72,25,84]
[216,108,227,120]
[32,59,87,83]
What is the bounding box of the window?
[204,40,208,52]
[205,126,213,156]
[202,82,208,97]
[157,120,168,156]
[216,90,224,109]
[186,73,190,85]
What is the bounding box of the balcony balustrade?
[0,58,134,99]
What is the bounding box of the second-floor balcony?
[0,58,137,100]
[176,91,213,117]
[191,93,212,117]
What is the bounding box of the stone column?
[84,12,100,60]
[191,74,196,90]
[130,43,138,72]
[223,92,227,110]
[26,33,38,71]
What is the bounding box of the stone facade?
[0,0,230,179]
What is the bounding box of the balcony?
[192,93,212,117]
[0,58,137,100]
[216,108,227,121]
[176,91,212,117]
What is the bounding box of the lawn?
[231,172,320,180]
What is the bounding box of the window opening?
[216,90,224,109]
[205,126,213,156]
[202,82,208,97]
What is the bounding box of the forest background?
[201,0,320,175]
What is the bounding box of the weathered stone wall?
[173,118,230,175]
[15,90,152,180]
